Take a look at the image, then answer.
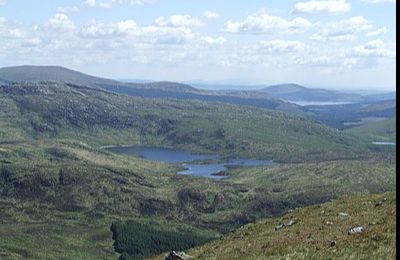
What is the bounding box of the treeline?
[110,220,214,259]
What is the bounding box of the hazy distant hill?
[306,99,396,129]
[0,65,119,88]
[366,91,396,101]
[262,83,370,103]
[0,78,9,84]
[0,65,305,115]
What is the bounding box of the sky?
[0,0,396,90]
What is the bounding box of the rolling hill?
[0,79,395,259]
[345,117,396,143]
[0,65,305,115]
[366,91,396,101]
[0,81,365,162]
[306,99,396,129]
[0,65,119,88]
[262,83,370,103]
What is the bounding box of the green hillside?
[0,81,366,163]
[156,191,396,260]
[0,81,395,259]
[0,65,119,88]
[345,117,396,142]
[0,66,307,115]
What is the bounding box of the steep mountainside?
[154,192,396,260]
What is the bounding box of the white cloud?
[202,36,226,44]
[47,13,75,31]
[293,0,351,14]
[351,39,396,58]
[366,27,388,37]
[311,16,372,41]
[22,38,43,47]
[85,0,96,7]
[256,40,306,53]
[0,7,395,88]
[203,11,219,19]
[155,15,206,27]
[223,11,312,34]
[57,6,81,13]
[85,0,153,8]
[142,26,195,44]
[0,17,24,38]
[79,19,195,44]
[360,0,395,3]
[80,20,138,37]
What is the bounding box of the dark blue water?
[105,146,273,178]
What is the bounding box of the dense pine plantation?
[111,221,214,259]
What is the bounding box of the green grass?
[0,81,396,259]
[345,117,396,143]
[156,192,396,260]
[0,81,371,163]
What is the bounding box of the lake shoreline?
[104,145,273,179]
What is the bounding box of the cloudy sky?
[0,0,396,90]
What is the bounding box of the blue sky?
[0,0,396,90]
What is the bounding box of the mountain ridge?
[262,83,372,103]
[0,65,306,115]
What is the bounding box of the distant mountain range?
[0,65,304,115]
[0,65,395,124]
[261,83,372,103]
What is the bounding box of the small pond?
[105,146,273,179]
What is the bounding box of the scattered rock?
[330,240,336,247]
[165,251,192,260]
[325,221,334,225]
[375,198,387,207]
[274,219,296,231]
[274,223,285,231]
[338,212,348,217]
[348,226,365,235]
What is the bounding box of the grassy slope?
[0,81,396,259]
[151,192,396,260]
[345,117,396,142]
[0,81,369,163]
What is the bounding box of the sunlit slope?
[0,81,367,162]
[161,192,396,260]
[345,117,396,142]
